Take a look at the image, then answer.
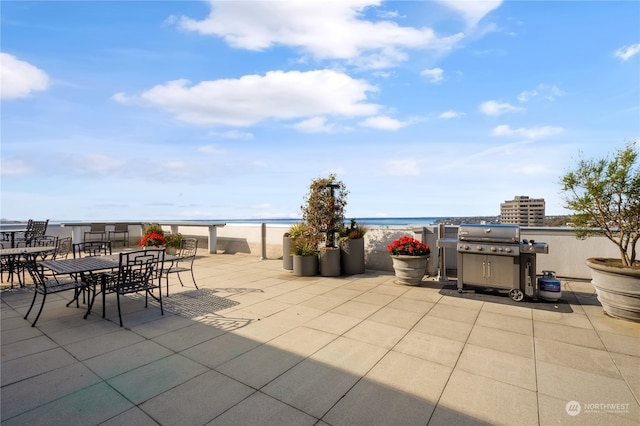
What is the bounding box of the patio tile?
[217,327,336,388]
[0,322,43,345]
[107,354,209,404]
[456,343,537,391]
[99,407,160,426]
[1,334,58,362]
[83,340,174,379]
[538,393,639,426]
[467,324,534,359]
[140,370,254,426]
[367,306,424,329]
[323,351,451,426]
[536,360,640,423]
[535,338,622,379]
[426,302,480,325]
[610,352,640,398]
[412,314,473,343]
[431,369,539,425]
[393,330,464,368]
[64,329,146,361]
[207,391,317,426]
[343,319,408,349]
[598,331,640,357]
[300,294,348,311]
[152,322,227,352]
[180,332,261,368]
[481,300,532,319]
[534,320,606,350]
[386,296,435,314]
[475,309,533,335]
[129,314,196,339]
[303,311,361,335]
[1,347,77,386]
[1,362,102,421]
[532,309,592,329]
[330,300,381,319]
[262,337,387,418]
[2,381,133,426]
[351,291,397,306]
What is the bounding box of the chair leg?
[30,292,47,327]
[190,270,198,290]
[117,292,123,327]
[24,290,38,320]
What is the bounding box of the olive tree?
[560,141,640,267]
[301,173,348,248]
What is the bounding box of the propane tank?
[538,270,561,301]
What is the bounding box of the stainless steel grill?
[456,224,549,301]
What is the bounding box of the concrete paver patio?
[2,252,639,425]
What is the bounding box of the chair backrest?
[90,223,107,232]
[114,223,129,232]
[73,241,112,258]
[179,238,198,258]
[55,237,73,260]
[117,249,165,291]
[22,252,47,287]
[24,220,49,240]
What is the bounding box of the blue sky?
[1,0,639,221]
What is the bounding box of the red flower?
[138,232,166,247]
[387,236,430,256]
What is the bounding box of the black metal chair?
[15,219,49,247]
[73,241,112,258]
[160,238,199,295]
[87,249,164,327]
[54,237,73,260]
[84,223,107,243]
[108,223,130,246]
[22,253,89,327]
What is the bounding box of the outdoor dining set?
[0,219,199,327]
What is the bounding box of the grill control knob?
[505,247,512,253]
[476,245,483,251]
[490,246,497,252]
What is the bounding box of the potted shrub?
[339,219,368,275]
[560,141,640,322]
[291,234,319,276]
[139,224,165,248]
[283,222,306,270]
[387,236,431,286]
[164,233,183,255]
[301,173,348,276]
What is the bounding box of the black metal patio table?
[1,246,57,287]
[0,228,28,248]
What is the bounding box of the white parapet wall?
[39,222,635,280]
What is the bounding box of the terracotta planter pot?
[340,238,365,275]
[293,255,318,277]
[390,255,428,286]
[586,257,640,322]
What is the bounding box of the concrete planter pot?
[319,247,341,277]
[293,255,318,277]
[283,236,293,270]
[586,257,640,322]
[390,255,428,286]
[340,238,365,275]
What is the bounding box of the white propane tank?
[538,270,561,301]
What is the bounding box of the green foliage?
[301,173,348,248]
[338,219,368,240]
[285,222,308,239]
[165,233,183,249]
[143,224,164,237]
[560,141,640,266]
[290,235,320,256]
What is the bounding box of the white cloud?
[491,124,563,139]
[439,110,465,119]
[438,0,503,27]
[384,158,421,177]
[479,100,524,116]
[119,70,380,126]
[294,116,339,133]
[176,1,463,69]
[421,67,444,83]
[518,84,565,102]
[0,53,49,99]
[210,130,254,140]
[614,43,640,61]
[196,144,225,154]
[359,115,407,130]
[0,159,31,176]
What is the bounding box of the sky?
[1,0,639,222]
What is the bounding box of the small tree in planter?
[560,141,640,321]
[301,173,348,276]
[338,219,368,275]
[283,222,307,270]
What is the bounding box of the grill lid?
[458,224,520,243]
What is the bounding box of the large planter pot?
[586,257,640,322]
[319,248,341,277]
[391,255,428,286]
[293,255,318,277]
[340,238,365,275]
[283,236,293,270]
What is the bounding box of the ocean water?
[220,217,446,226]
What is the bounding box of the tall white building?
[500,196,545,226]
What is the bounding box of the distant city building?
[500,196,545,226]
